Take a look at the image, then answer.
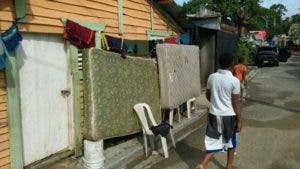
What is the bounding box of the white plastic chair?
[134,103,175,158]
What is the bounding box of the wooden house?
[0,0,182,168]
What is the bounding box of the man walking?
[233,56,247,100]
[198,54,242,169]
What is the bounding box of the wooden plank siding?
[0,0,180,167]
[0,0,180,39]
[0,71,11,169]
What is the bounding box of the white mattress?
[156,44,201,109]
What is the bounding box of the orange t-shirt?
[234,64,247,81]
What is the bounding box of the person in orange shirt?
[233,57,247,100]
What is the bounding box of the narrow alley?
[146,54,300,169]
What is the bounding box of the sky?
[174,0,300,17]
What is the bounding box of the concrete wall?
[196,28,216,88]
[216,31,238,70]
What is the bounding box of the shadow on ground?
[175,142,225,169]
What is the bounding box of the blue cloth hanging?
[1,22,23,51]
[179,33,191,45]
[0,39,9,69]
[105,34,123,53]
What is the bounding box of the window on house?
[147,30,172,40]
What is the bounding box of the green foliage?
[270,4,287,18]
[291,25,300,42]
[247,16,265,30]
[181,0,300,46]
[212,0,240,22]
[182,0,261,25]
[181,0,292,39]
[292,14,300,23]
[237,41,255,65]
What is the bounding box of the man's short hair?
[219,53,234,69]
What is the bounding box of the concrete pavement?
[141,54,300,169]
[44,55,299,169]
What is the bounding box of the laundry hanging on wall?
[148,39,163,58]
[179,33,192,45]
[98,32,193,58]
[0,39,8,69]
[63,19,95,48]
[1,22,23,51]
[101,34,123,52]
[101,33,127,58]
[101,33,150,57]
[164,37,178,44]
[123,39,149,56]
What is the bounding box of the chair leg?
[177,107,181,122]
[169,109,174,126]
[169,130,176,148]
[143,134,148,157]
[187,101,191,118]
[160,136,169,158]
[187,98,196,118]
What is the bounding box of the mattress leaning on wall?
[82,49,161,141]
[156,44,201,109]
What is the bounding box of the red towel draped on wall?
[164,37,178,44]
[63,20,95,48]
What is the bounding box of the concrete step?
[131,111,207,169]
[45,109,207,169]
[106,109,207,169]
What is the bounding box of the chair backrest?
[133,103,158,134]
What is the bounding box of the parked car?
[254,46,279,67]
[278,47,291,62]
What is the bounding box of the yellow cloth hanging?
[101,33,109,50]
